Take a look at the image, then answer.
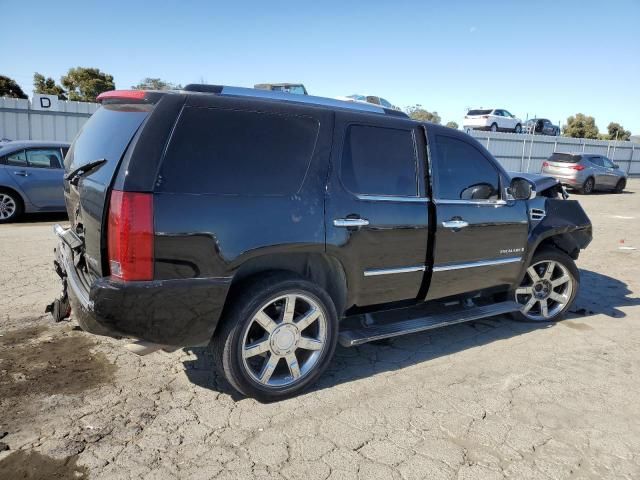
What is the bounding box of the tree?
[606,122,631,141]
[131,77,181,90]
[445,121,459,130]
[563,113,599,139]
[61,67,115,102]
[406,105,441,124]
[0,75,27,99]
[33,73,67,100]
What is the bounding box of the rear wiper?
[65,158,107,186]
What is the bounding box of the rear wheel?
[512,248,579,322]
[490,123,498,132]
[615,178,626,193]
[0,190,23,223]
[580,177,595,194]
[212,273,338,401]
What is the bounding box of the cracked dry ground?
[1,181,640,480]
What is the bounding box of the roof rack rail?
[181,84,407,117]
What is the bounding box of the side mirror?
[613,164,620,169]
[509,177,533,200]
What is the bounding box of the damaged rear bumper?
[53,225,232,347]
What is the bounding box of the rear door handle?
[442,219,469,229]
[13,171,29,177]
[333,218,370,227]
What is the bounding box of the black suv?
[52,85,592,400]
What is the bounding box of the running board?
[338,301,520,347]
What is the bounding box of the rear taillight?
[570,165,585,171]
[542,161,550,168]
[97,90,147,103]
[107,190,154,281]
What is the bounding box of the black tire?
[0,188,24,223]
[580,177,595,194]
[514,123,522,134]
[211,272,338,401]
[511,247,579,323]
[615,178,626,193]
[490,123,498,132]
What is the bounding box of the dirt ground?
[1,181,639,480]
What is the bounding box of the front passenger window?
[434,135,500,201]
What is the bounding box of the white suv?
[463,108,522,133]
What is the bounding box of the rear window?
[467,109,492,116]
[549,153,581,163]
[66,104,151,185]
[159,106,320,195]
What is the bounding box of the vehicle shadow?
[182,268,638,401]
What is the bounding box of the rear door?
[427,131,528,300]
[5,148,65,208]
[325,113,430,307]
[587,156,608,187]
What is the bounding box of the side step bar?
[338,301,520,347]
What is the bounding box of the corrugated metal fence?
[469,130,640,175]
[0,96,99,143]
[1,95,639,176]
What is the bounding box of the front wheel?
[212,273,338,401]
[514,123,522,134]
[512,248,579,322]
[615,178,626,193]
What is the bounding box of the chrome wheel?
[515,260,573,321]
[241,293,327,388]
[583,178,594,194]
[0,193,17,220]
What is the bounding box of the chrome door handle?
[13,171,29,177]
[442,219,469,229]
[333,218,369,227]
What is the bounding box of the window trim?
[338,122,422,200]
[430,132,505,204]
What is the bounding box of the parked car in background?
[542,152,627,194]
[254,83,308,95]
[336,94,401,111]
[523,118,560,136]
[463,108,523,133]
[0,140,69,222]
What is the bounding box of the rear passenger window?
[160,107,320,195]
[341,125,417,197]
[434,135,500,200]
[26,148,63,169]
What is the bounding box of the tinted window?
[26,148,63,169]
[589,157,604,167]
[549,153,580,163]
[161,107,320,195]
[467,109,492,116]
[434,135,500,200]
[503,110,514,117]
[6,150,27,167]
[602,157,615,168]
[341,125,417,197]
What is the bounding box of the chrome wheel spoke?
[243,339,270,359]
[282,294,296,323]
[285,353,301,379]
[540,299,549,318]
[297,336,323,351]
[542,262,555,280]
[254,310,277,334]
[551,275,570,288]
[295,307,320,331]
[527,266,541,282]
[523,295,537,313]
[258,354,279,384]
[549,291,568,304]
[516,286,533,296]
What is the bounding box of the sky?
[3,0,640,133]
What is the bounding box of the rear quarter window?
[159,106,320,195]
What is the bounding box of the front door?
[325,113,430,308]
[426,131,529,300]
